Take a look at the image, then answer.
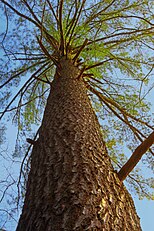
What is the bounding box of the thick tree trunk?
[16,57,141,231]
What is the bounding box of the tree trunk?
[16,57,141,231]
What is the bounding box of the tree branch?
[1,0,59,51]
[46,0,59,24]
[85,58,113,70]
[85,0,116,24]
[73,38,88,62]
[0,60,47,89]
[117,131,154,182]
[86,27,153,47]
[22,0,41,25]
[59,0,65,55]
[1,0,40,27]
[0,61,50,120]
[66,0,86,50]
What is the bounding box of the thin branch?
[67,0,86,50]
[36,36,60,67]
[86,1,146,21]
[1,0,59,51]
[56,0,60,18]
[3,78,35,120]
[43,31,59,50]
[86,81,154,140]
[22,0,41,25]
[12,81,38,123]
[109,52,136,76]
[92,15,154,27]
[88,75,120,95]
[85,58,113,70]
[59,0,64,55]
[34,77,49,84]
[90,80,153,130]
[13,63,52,118]
[111,56,153,66]
[1,4,9,44]
[0,209,18,223]
[0,60,47,89]
[0,61,50,120]
[90,82,145,138]
[101,0,116,12]
[139,65,154,101]
[33,63,54,84]
[118,131,154,182]
[3,89,49,113]
[0,181,15,203]
[65,0,79,38]
[86,27,154,47]
[12,57,47,61]
[17,126,40,207]
[1,0,40,27]
[65,0,76,29]
[40,0,47,41]
[141,41,154,51]
[46,0,59,24]
[73,38,88,62]
[128,174,153,199]
[85,0,116,24]
[7,52,46,56]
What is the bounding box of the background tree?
[0,0,154,230]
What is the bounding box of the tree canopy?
[0,0,154,227]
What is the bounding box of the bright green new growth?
[0,0,154,200]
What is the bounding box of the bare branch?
[1,4,9,44]
[59,0,64,55]
[40,0,47,41]
[0,181,15,203]
[17,126,41,207]
[118,131,154,182]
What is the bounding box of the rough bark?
[16,57,141,231]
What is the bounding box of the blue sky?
[134,90,154,231]
[135,198,154,231]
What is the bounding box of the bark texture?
[16,57,141,231]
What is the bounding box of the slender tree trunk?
[16,57,141,231]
